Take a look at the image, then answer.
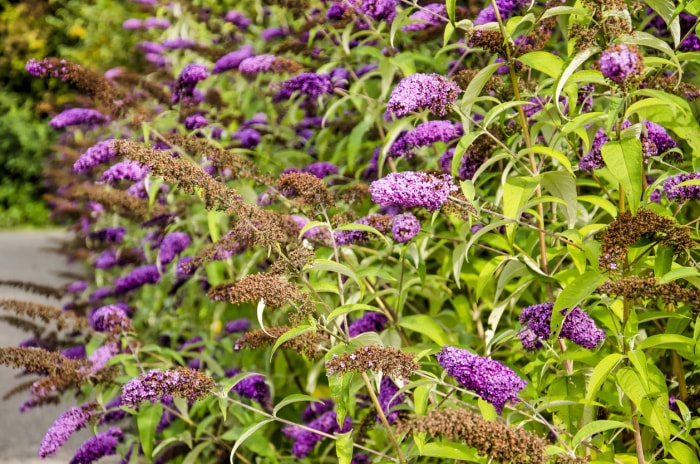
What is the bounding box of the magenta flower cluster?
[99,160,149,184]
[598,44,644,84]
[39,404,94,458]
[50,108,108,129]
[391,212,421,243]
[348,311,389,337]
[518,302,606,350]
[435,345,526,413]
[69,427,122,464]
[385,73,461,119]
[389,120,463,158]
[401,4,446,32]
[73,140,118,173]
[663,172,700,202]
[369,171,456,211]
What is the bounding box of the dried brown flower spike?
[234,326,329,360]
[325,345,419,379]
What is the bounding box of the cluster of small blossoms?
[172,64,209,104]
[114,264,161,294]
[98,160,149,184]
[283,410,352,458]
[224,369,272,410]
[239,55,302,74]
[274,73,335,101]
[518,303,606,351]
[663,172,700,202]
[211,44,254,74]
[325,345,419,379]
[121,367,215,408]
[89,304,133,334]
[391,212,421,243]
[39,403,97,458]
[389,120,463,158]
[73,140,118,173]
[69,427,123,464]
[49,108,108,129]
[369,171,457,211]
[435,345,526,413]
[348,311,389,337]
[158,231,192,265]
[598,44,645,85]
[378,376,404,424]
[89,227,126,244]
[385,73,461,119]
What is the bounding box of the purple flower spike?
[99,160,149,184]
[50,108,108,129]
[274,73,335,101]
[234,128,261,148]
[224,318,251,334]
[378,377,403,424]
[598,44,644,85]
[436,345,526,414]
[185,114,209,130]
[369,171,456,211]
[212,45,255,74]
[239,55,278,74]
[385,73,460,119]
[348,312,389,337]
[663,172,700,202]
[518,302,606,350]
[89,227,126,244]
[360,0,397,23]
[225,369,272,409]
[39,404,95,458]
[173,64,209,103]
[143,17,170,29]
[391,213,421,243]
[69,427,122,464]
[301,399,335,422]
[284,410,353,458]
[90,304,131,333]
[122,19,143,30]
[303,161,339,179]
[224,10,252,29]
[389,120,463,158]
[402,4,447,32]
[66,280,88,293]
[114,264,161,294]
[158,231,192,265]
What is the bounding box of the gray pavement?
[0,230,93,463]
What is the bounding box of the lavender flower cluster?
[389,120,463,158]
[436,345,526,413]
[518,302,606,350]
[369,171,456,211]
[663,172,700,202]
[385,73,461,119]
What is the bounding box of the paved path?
[0,230,94,463]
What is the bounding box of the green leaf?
[183,442,210,464]
[329,372,353,427]
[273,394,322,417]
[688,0,700,15]
[517,51,564,78]
[446,0,455,24]
[644,0,681,46]
[669,441,700,464]
[572,420,632,450]
[327,304,383,324]
[229,419,274,463]
[460,62,503,115]
[628,350,650,392]
[503,176,540,243]
[452,241,467,289]
[477,397,497,421]
[519,146,574,176]
[553,269,607,337]
[600,138,643,214]
[270,325,313,361]
[586,353,625,401]
[419,442,481,460]
[540,5,588,19]
[347,120,371,168]
[414,386,429,416]
[137,402,163,459]
[637,334,696,351]
[660,267,700,283]
[617,367,646,406]
[336,431,354,464]
[399,314,450,346]
[578,195,618,218]
[310,259,363,296]
[541,171,578,228]
[655,246,675,277]
[641,396,671,448]
[562,111,606,135]
[556,47,600,116]
[452,132,480,181]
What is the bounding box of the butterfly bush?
[3,0,700,463]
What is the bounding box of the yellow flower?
[68,24,87,39]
